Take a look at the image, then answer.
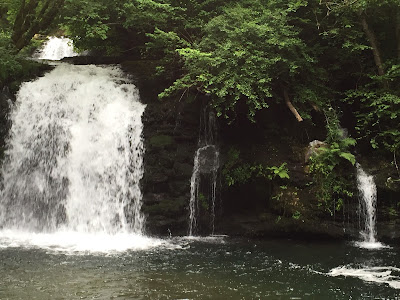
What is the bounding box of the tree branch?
[283,88,303,122]
[359,12,385,77]
[12,0,65,52]
[12,0,40,47]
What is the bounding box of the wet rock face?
[141,98,201,236]
[197,145,219,174]
[116,59,201,235]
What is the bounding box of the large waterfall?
[0,39,163,252]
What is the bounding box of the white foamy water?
[0,230,168,254]
[0,63,153,252]
[354,241,389,250]
[35,36,78,60]
[329,265,400,289]
[182,234,227,244]
[355,164,385,249]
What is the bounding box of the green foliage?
[0,32,22,83]
[309,108,356,214]
[292,210,301,220]
[346,86,400,156]
[146,28,190,78]
[62,0,174,54]
[56,0,400,172]
[317,0,400,167]
[0,30,43,89]
[222,147,289,187]
[270,165,291,180]
[156,0,326,121]
[387,207,398,219]
[271,185,287,202]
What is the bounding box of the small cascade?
[188,107,219,236]
[35,36,78,60]
[355,164,385,249]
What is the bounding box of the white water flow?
[189,149,201,235]
[35,36,78,60]
[188,108,219,236]
[329,266,400,289]
[355,164,386,249]
[0,61,162,253]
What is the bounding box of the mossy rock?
[168,180,190,196]
[143,197,187,217]
[149,135,174,148]
[173,162,193,178]
[145,215,188,236]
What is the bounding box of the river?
[0,237,399,299]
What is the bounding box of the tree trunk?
[359,12,386,78]
[12,0,39,49]
[12,0,64,52]
[283,88,303,122]
[12,0,26,36]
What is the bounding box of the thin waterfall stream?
[355,163,386,249]
[188,107,219,236]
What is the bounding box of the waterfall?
[0,53,165,251]
[0,63,146,234]
[355,164,385,249]
[0,37,172,253]
[188,107,219,236]
[34,37,78,60]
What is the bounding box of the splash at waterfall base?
[0,57,400,243]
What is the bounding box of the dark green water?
[0,237,399,299]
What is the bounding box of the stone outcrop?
[140,99,201,235]
[120,59,202,235]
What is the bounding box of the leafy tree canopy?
[154,0,330,121]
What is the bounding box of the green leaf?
[277,170,290,179]
[339,152,356,165]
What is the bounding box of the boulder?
[197,145,219,174]
[305,140,327,163]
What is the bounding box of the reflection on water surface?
[0,237,399,299]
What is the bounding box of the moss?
[149,135,173,148]
[143,197,186,217]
